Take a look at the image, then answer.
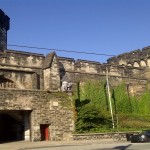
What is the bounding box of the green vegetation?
[48,91,72,109]
[73,80,150,133]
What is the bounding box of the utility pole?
[106,66,115,128]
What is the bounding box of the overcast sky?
[1,0,150,63]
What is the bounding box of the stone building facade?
[0,9,150,142]
[0,9,74,142]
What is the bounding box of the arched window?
[127,63,132,67]
[147,59,150,67]
[140,60,146,67]
[133,62,140,67]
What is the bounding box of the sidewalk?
[0,139,129,150]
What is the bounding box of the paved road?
[0,139,150,150]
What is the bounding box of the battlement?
[107,46,150,68]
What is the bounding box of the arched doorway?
[0,114,24,142]
[0,110,31,142]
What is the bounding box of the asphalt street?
[0,139,149,150]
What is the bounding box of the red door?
[40,124,49,141]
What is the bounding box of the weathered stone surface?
[1,8,150,142]
[73,131,139,140]
[0,89,74,141]
[0,9,9,51]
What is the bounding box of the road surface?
[0,139,150,150]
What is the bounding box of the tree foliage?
[73,80,150,133]
[74,80,112,132]
[112,83,132,114]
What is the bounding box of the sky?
[1,0,150,63]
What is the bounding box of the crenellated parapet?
[0,8,149,95]
[74,59,102,74]
[1,9,150,142]
[107,46,150,68]
[54,52,149,96]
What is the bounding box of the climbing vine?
[48,91,73,109]
[73,80,150,133]
[74,80,112,133]
[112,82,132,114]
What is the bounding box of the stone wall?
[43,52,61,91]
[0,9,9,51]
[0,50,45,90]
[58,57,148,96]
[107,46,150,68]
[0,89,74,141]
[3,50,44,68]
[59,57,75,72]
[2,49,147,95]
[73,131,140,141]
[1,8,150,142]
[0,28,7,51]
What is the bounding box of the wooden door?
[40,124,49,141]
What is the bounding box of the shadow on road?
[93,144,132,150]
[112,144,132,150]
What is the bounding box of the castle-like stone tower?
[0,9,10,51]
[0,8,149,142]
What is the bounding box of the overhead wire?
[7,44,145,75]
[7,44,146,81]
[8,44,116,57]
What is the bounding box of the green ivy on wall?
[48,91,73,109]
[73,80,150,133]
[73,80,112,133]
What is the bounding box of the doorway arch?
[0,110,31,142]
